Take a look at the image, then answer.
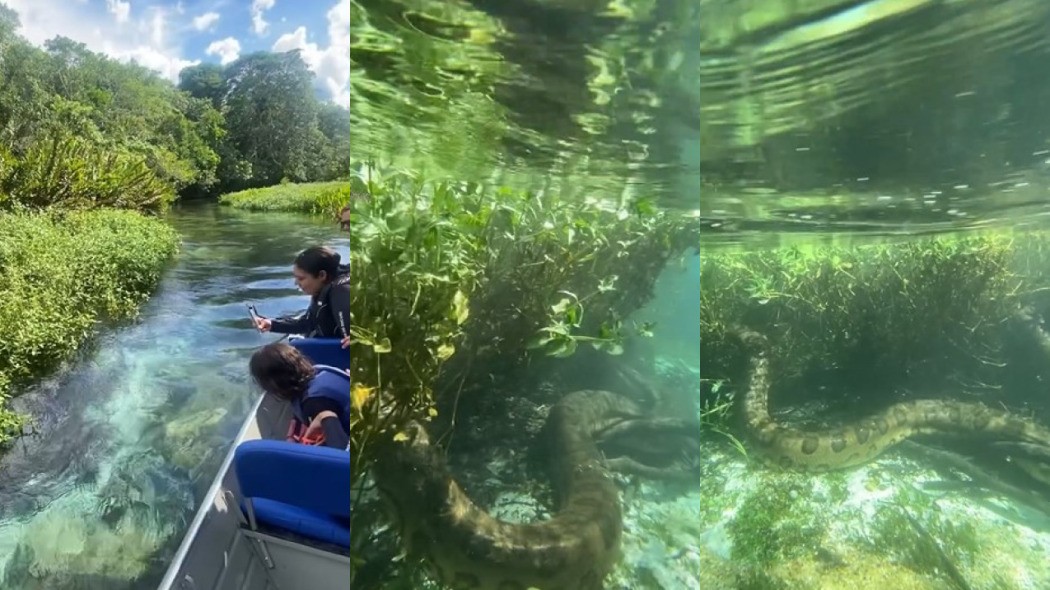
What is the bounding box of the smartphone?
[246,303,264,331]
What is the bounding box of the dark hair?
[249,342,316,401]
[294,246,341,281]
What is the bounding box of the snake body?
[370,389,643,590]
[735,328,1050,471]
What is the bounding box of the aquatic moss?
[0,209,179,441]
[727,474,826,565]
[868,487,981,575]
[218,181,350,218]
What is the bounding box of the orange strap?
[286,418,326,446]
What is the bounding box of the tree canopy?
[0,5,348,210]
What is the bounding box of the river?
[0,203,348,589]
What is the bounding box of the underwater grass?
[0,209,180,440]
[698,231,1050,403]
[218,181,350,218]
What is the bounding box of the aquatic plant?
[699,234,1036,403]
[867,487,981,578]
[218,181,351,218]
[0,209,180,440]
[701,378,747,459]
[346,164,698,478]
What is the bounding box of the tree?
[178,63,226,110]
[221,50,320,186]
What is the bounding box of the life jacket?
[302,267,350,338]
[290,365,351,435]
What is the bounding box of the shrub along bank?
[218,181,350,218]
[0,209,180,441]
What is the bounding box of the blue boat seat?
[233,439,350,548]
[289,337,349,371]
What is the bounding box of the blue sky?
[2,0,349,105]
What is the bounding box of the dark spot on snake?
[801,437,820,455]
[830,436,847,453]
[874,418,889,434]
[778,455,793,468]
[855,426,870,444]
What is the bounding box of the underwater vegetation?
[699,232,1050,589]
[346,164,702,588]
[346,164,699,478]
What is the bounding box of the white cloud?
[192,12,220,32]
[272,25,308,53]
[271,0,349,106]
[148,8,165,46]
[206,37,241,65]
[106,0,131,24]
[4,0,199,83]
[251,0,276,36]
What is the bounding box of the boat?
[157,337,350,590]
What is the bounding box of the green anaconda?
[734,328,1050,471]
[369,389,695,590]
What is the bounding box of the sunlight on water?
[350,0,700,210]
[0,204,347,589]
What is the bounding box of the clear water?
[700,0,1050,239]
[350,0,700,210]
[0,203,348,589]
[351,2,704,589]
[350,1,1050,589]
[698,3,1050,589]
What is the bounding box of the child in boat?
[249,342,350,449]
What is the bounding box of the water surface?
[351,0,700,210]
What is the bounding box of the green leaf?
[526,331,553,349]
[549,337,578,358]
[452,289,470,325]
[551,297,572,314]
[436,342,455,360]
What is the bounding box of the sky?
[2,0,350,106]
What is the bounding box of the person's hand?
[305,410,338,440]
[254,317,272,332]
[341,335,350,349]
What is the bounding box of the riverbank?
[0,209,179,442]
[218,181,350,217]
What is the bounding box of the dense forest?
[0,4,349,213]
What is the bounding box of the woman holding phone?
[252,246,350,349]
